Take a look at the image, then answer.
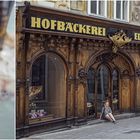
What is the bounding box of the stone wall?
[130,1,140,25]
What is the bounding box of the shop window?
[88,0,107,17]
[97,65,110,112]
[29,53,66,121]
[114,0,129,21]
[112,69,119,112]
[87,67,95,116]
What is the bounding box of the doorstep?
[87,113,137,126]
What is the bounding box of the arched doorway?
[86,52,134,118]
[28,53,67,122]
[96,65,110,114]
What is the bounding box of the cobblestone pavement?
[28,116,140,139]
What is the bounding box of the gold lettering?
[42,18,50,29]
[134,33,140,40]
[65,22,73,32]
[50,20,57,30]
[79,24,86,33]
[31,17,41,28]
[86,25,91,34]
[73,24,78,32]
[98,27,104,36]
[31,17,107,37]
[57,21,65,31]
[91,26,98,35]
[102,28,106,36]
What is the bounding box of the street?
[28,116,140,139]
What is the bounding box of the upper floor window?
[114,0,129,21]
[88,0,107,17]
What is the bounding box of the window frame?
[114,0,129,22]
[88,0,107,18]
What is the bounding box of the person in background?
[100,100,116,124]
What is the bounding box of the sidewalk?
[28,115,140,139]
[87,113,139,126]
[27,113,140,137]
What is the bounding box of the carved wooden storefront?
[16,3,140,138]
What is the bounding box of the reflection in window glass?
[90,0,106,17]
[122,1,128,20]
[99,0,105,16]
[116,0,121,19]
[114,0,129,21]
[97,65,110,112]
[87,67,95,116]
[91,0,97,14]
[29,54,66,121]
[112,69,119,111]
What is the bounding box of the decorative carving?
[131,1,140,24]
[48,37,56,48]
[109,30,132,53]
[96,52,118,63]
[136,68,140,77]
[56,36,69,48]
[122,70,130,75]
[78,68,87,83]
[55,0,70,10]
[25,78,30,95]
[113,55,130,74]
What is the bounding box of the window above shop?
[114,0,129,21]
[88,0,129,22]
[88,0,107,17]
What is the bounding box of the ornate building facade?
[16,1,140,138]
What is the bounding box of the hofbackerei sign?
[134,33,140,41]
[30,16,106,37]
[30,16,140,41]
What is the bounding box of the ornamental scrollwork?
[109,30,132,53]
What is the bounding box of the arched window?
[112,69,119,111]
[29,53,66,121]
[97,65,110,111]
[87,67,95,116]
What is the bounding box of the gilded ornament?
[109,30,132,53]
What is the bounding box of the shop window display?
[87,67,95,117]
[29,53,66,121]
[97,65,110,112]
[112,69,119,112]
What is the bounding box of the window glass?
[91,0,97,14]
[122,1,128,20]
[114,0,129,21]
[116,0,121,19]
[97,65,110,112]
[99,0,105,16]
[112,69,119,111]
[87,67,95,116]
[89,0,107,17]
[29,53,66,121]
